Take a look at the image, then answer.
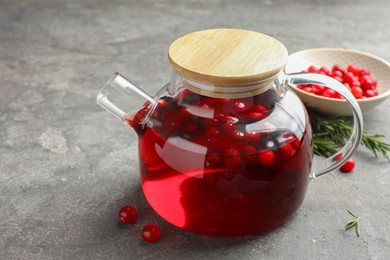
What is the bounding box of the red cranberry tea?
[129,88,312,236]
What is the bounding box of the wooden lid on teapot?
[168,28,288,97]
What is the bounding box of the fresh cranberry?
[358,69,370,77]
[312,84,325,95]
[302,86,313,93]
[319,66,330,75]
[322,89,337,98]
[351,87,363,99]
[331,70,343,78]
[347,64,360,75]
[258,149,275,166]
[360,76,375,90]
[340,158,355,173]
[332,64,344,73]
[118,205,137,224]
[308,65,319,73]
[142,224,162,243]
[364,89,376,97]
[343,72,357,85]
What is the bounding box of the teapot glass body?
[131,72,312,236]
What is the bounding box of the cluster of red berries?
[298,64,379,99]
[118,205,161,243]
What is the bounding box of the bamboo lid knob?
[168,29,288,87]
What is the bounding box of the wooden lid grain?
[168,29,288,87]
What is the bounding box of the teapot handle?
[285,73,364,178]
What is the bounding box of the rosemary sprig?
[309,109,390,160]
[345,210,360,237]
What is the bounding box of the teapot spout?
[97,73,155,128]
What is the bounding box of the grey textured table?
[1,0,390,259]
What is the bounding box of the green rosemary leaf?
[345,210,361,237]
[356,221,361,237]
[347,210,359,218]
[345,220,357,230]
[308,109,390,160]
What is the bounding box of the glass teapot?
[97,29,363,236]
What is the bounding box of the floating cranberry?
[157,99,168,109]
[231,130,245,141]
[241,145,257,155]
[118,205,137,224]
[258,149,275,166]
[248,111,264,120]
[142,224,162,243]
[234,100,249,113]
[203,127,221,138]
[246,131,261,142]
[253,104,268,113]
[198,98,216,109]
[280,143,295,158]
[221,122,235,132]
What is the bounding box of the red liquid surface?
[132,89,312,236]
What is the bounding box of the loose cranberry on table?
[298,64,379,99]
[142,224,162,243]
[340,158,355,173]
[334,153,355,173]
[118,205,137,224]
